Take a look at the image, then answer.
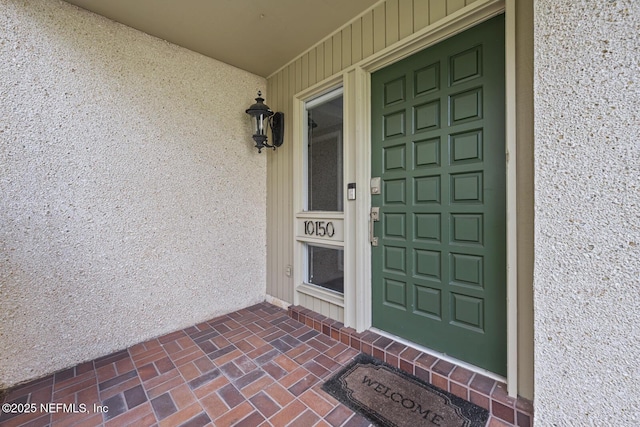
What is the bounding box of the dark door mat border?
[322,353,489,427]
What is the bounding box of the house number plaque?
[303,220,335,238]
[296,217,343,242]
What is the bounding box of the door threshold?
[370,327,506,384]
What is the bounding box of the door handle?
[370,207,380,246]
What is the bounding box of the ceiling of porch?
[63,0,380,78]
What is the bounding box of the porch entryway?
[1,302,531,427]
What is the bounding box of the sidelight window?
[302,88,344,293]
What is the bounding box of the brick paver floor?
[0,302,530,426]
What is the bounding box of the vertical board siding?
[276,69,290,302]
[324,39,333,78]
[342,26,353,69]
[362,12,374,58]
[308,51,317,86]
[299,294,345,322]
[448,0,467,14]
[295,58,303,93]
[265,0,479,310]
[275,71,286,302]
[399,0,415,39]
[316,44,325,83]
[373,3,386,53]
[333,33,342,74]
[414,0,430,31]
[266,76,277,302]
[287,63,296,303]
[429,0,447,24]
[385,0,400,46]
[352,18,363,63]
[300,56,308,91]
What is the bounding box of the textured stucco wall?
[1,0,267,388]
[534,1,640,424]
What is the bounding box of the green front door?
[371,15,506,375]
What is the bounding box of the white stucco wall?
[0,0,267,388]
[534,1,640,424]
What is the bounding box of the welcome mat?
[322,354,489,427]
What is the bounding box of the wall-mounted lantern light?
[245,91,284,153]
